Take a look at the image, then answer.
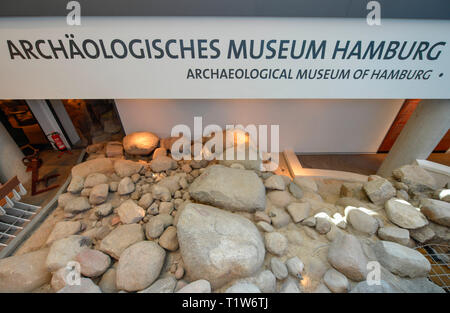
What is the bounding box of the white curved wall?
[115,99,403,153]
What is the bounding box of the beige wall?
[115,99,403,153]
[0,122,30,184]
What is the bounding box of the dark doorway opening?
[0,100,52,155]
[61,99,124,146]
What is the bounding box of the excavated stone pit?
[1,131,449,293]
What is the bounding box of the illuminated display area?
[0,0,449,297]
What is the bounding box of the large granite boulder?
[99,224,144,259]
[267,190,293,208]
[98,268,118,293]
[89,183,109,205]
[46,221,84,245]
[123,131,159,155]
[157,175,182,194]
[293,176,318,193]
[393,165,437,192]
[385,198,428,229]
[75,249,111,278]
[189,165,265,212]
[286,202,310,223]
[345,206,379,236]
[105,141,123,158]
[378,267,445,293]
[118,177,135,195]
[114,159,144,177]
[67,175,84,193]
[57,192,77,209]
[410,225,436,243]
[177,203,265,289]
[0,248,51,292]
[420,198,450,227]
[374,240,431,278]
[363,178,396,205]
[83,173,108,188]
[150,156,178,173]
[265,232,288,256]
[264,175,286,191]
[116,241,166,292]
[117,199,145,224]
[64,196,91,214]
[428,222,450,243]
[323,268,350,293]
[377,226,410,246]
[71,158,114,178]
[327,234,369,281]
[46,235,92,272]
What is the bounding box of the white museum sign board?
[0,17,449,99]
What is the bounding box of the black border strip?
[0,0,449,20]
